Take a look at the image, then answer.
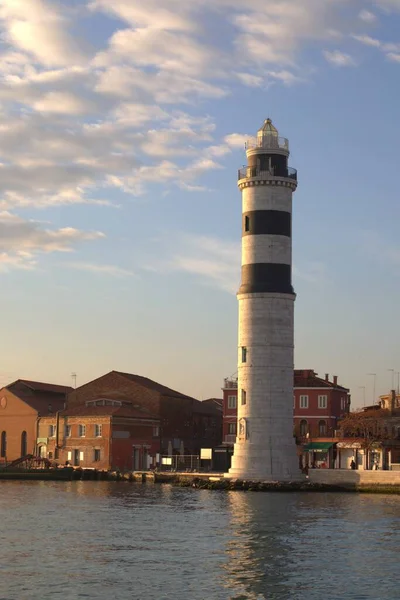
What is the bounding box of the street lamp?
[367,373,376,405]
[388,369,395,391]
[359,386,366,408]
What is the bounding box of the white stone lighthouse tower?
[227,119,300,481]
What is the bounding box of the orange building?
[0,379,71,463]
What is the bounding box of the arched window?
[300,420,308,437]
[1,431,6,458]
[21,431,27,457]
[319,420,327,436]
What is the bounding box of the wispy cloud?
[323,50,357,67]
[358,9,377,23]
[387,52,400,62]
[146,233,330,293]
[65,262,134,277]
[0,211,104,271]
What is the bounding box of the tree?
[339,408,390,469]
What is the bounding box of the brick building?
[222,370,351,445]
[38,400,160,471]
[0,379,71,463]
[67,371,222,455]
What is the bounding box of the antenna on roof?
[71,373,77,389]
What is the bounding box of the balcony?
[223,377,238,389]
[245,135,289,152]
[238,166,297,182]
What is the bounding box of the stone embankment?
[2,468,400,493]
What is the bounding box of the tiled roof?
[5,379,72,415]
[113,371,195,400]
[62,402,159,419]
[294,370,349,391]
[201,398,223,411]
[11,379,73,394]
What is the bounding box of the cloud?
[0,211,104,271]
[0,0,89,66]
[236,72,264,87]
[323,50,357,67]
[387,52,400,62]
[33,91,93,115]
[89,0,194,32]
[358,9,377,22]
[352,34,381,48]
[375,0,400,12]
[169,235,240,293]
[0,0,392,211]
[65,262,134,277]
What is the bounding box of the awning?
[303,442,334,452]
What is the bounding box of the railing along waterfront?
[238,166,297,181]
[245,135,289,151]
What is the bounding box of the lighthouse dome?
[257,118,278,137]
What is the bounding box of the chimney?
[325,374,329,382]
[390,389,396,413]
[333,375,338,386]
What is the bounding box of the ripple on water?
[0,482,400,600]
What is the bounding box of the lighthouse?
[227,119,300,481]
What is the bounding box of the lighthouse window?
[244,216,250,232]
[241,389,247,405]
[241,347,247,363]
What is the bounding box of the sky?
[0,0,400,407]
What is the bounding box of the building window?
[21,431,27,456]
[49,425,56,438]
[319,420,327,436]
[299,395,309,409]
[241,389,247,405]
[244,215,250,232]
[299,420,308,437]
[228,423,237,434]
[94,449,101,462]
[153,426,160,437]
[1,431,7,457]
[78,424,86,437]
[95,424,102,438]
[241,347,247,363]
[318,395,328,409]
[65,425,71,437]
[228,395,237,409]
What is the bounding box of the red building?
[67,371,222,455]
[39,400,160,471]
[222,370,350,445]
[294,370,350,438]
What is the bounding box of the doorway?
[73,449,80,467]
[132,448,140,471]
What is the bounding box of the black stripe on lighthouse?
[238,263,293,294]
[243,210,291,237]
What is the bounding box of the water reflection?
[223,492,301,599]
[1,483,400,600]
